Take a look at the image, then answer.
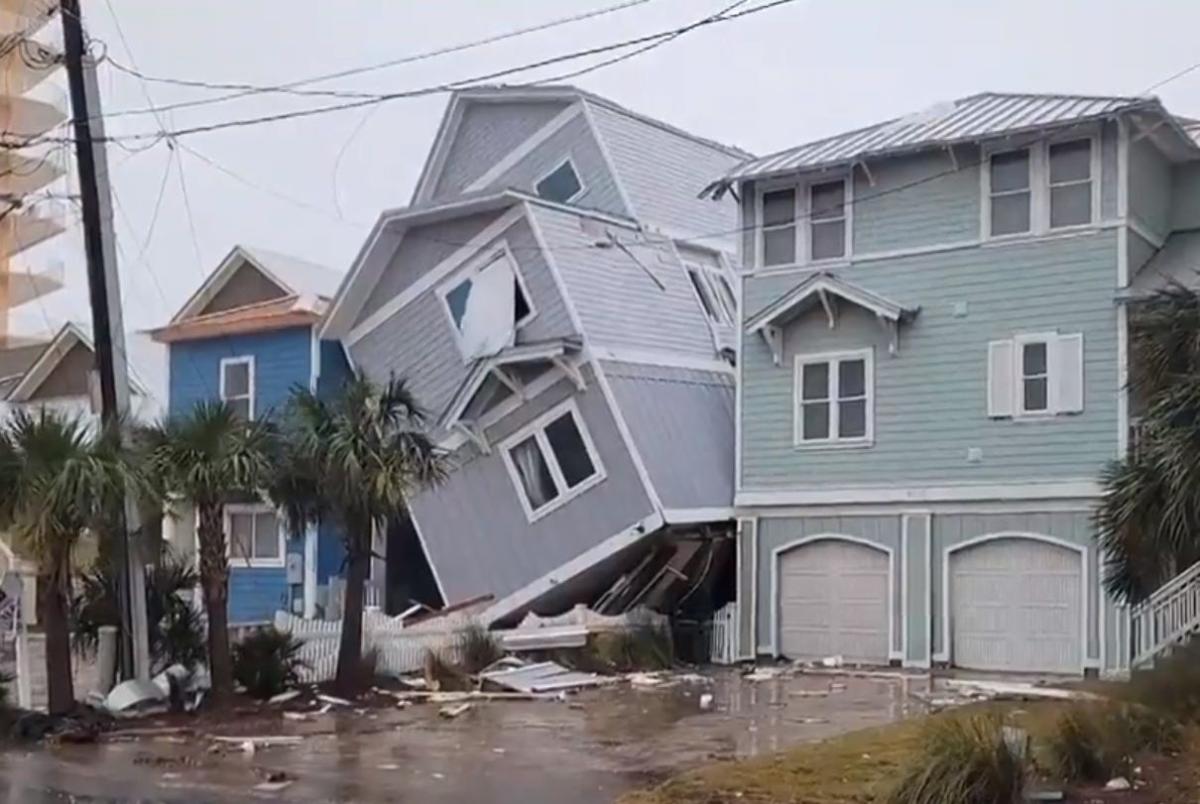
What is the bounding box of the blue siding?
[317,518,346,584]
[168,326,313,420]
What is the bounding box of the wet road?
[0,670,930,803]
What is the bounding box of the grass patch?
[1046,702,1183,784]
[455,623,503,675]
[886,714,1027,804]
[1121,639,1200,722]
[423,648,472,691]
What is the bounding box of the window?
[761,188,797,267]
[988,149,1032,236]
[226,505,282,566]
[986,332,1084,419]
[985,137,1095,238]
[685,263,737,326]
[501,401,605,520]
[809,179,847,260]
[439,247,535,358]
[793,349,873,447]
[535,159,584,203]
[219,356,254,420]
[1048,139,1092,229]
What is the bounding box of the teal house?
[711,92,1200,676]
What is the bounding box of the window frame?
[435,242,538,360]
[1013,331,1057,419]
[756,173,853,269]
[792,347,875,450]
[224,503,285,568]
[218,355,255,421]
[499,398,607,523]
[981,131,1101,241]
[684,261,737,326]
[533,156,586,204]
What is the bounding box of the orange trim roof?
[150,296,326,343]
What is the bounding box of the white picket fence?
[709,601,739,665]
[273,609,472,683]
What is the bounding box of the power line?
[91,0,799,143]
[102,0,657,119]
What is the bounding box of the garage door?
[777,539,890,663]
[950,538,1082,674]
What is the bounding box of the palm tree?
[0,410,145,715]
[273,374,444,694]
[139,402,273,705]
[1097,284,1200,602]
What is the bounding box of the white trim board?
[936,531,1089,675]
[736,480,1102,507]
[662,507,734,524]
[463,104,584,194]
[481,511,664,626]
[738,500,1097,518]
[590,346,735,375]
[768,533,896,662]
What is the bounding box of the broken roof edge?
[745,271,919,333]
[704,93,1189,198]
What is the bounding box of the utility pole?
[61,0,151,681]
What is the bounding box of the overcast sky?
[17,0,1200,338]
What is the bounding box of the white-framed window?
[986,332,1084,419]
[225,504,283,567]
[758,175,851,268]
[219,356,254,420]
[684,262,737,326]
[500,399,606,522]
[437,244,536,359]
[535,157,585,204]
[793,348,874,448]
[983,135,1098,239]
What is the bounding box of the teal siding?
[754,515,901,656]
[1129,137,1172,241]
[929,510,1104,666]
[741,230,1119,489]
[904,514,931,665]
[853,146,981,254]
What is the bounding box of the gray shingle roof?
[714,92,1174,190]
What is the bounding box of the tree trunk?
[197,503,233,706]
[38,547,74,716]
[335,526,370,695]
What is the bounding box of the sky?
[16,0,1200,339]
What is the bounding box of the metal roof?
[713,92,1172,190]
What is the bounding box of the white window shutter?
[1053,333,1084,414]
[987,339,1015,418]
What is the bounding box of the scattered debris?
[479,660,612,694]
[316,693,353,707]
[1104,777,1132,791]
[439,703,473,719]
[378,763,400,770]
[628,672,668,688]
[252,779,294,793]
[281,712,309,722]
[943,679,1098,702]
[819,655,844,668]
[699,693,714,710]
[789,689,829,698]
[105,679,168,715]
[743,667,785,682]
[791,716,829,725]
[267,690,301,705]
[211,735,304,749]
[828,682,847,692]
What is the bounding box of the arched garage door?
[777,539,890,663]
[949,537,1083,674]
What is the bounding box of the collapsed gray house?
[321,86,749,624]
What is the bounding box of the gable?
[431,100,571,201]
[28,341,92,400]
[199,262,288,316]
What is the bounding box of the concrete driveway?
[0,669,931,803]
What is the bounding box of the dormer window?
[536,158,584,204]
[685,262,737,326]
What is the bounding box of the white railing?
[709,602,739,665]
[1131,559,1200,667]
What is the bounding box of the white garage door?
[950,538,1083,674]
[777,539,890,663]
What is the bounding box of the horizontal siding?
[754,515,901,653]
[491,111,629,219]
[741,230,1119,488]
[1170,161,1200,232]
[350,216,575,423]
[358,211,503,325]
[853,146,981,254]
[408,369,654,604]
[530,204,718,359]
[929,510,1099,662]
[603,361,735,510]
[168,326,312,420]
[228,566,290,624]
[587,101,741,249]
[1129,137,1172,241]
[433,100,569,200]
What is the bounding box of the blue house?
[152,245,351,624]
[711,91,1200,676]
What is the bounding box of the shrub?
[423,648,472,691]
[0,670,11,709]
[232,629,306,700]
[587,625,674,673]
[455,622,503,675]
[886,714,1027,804]
[1047,702,1182,783]
[1123,639,1200,722]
